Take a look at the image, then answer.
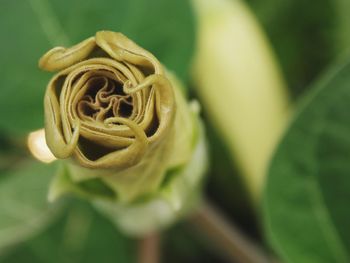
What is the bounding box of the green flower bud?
[40,31,207,236]
[191,0,290,203]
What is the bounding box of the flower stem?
[138,232,161,263]
[189,200,272,263]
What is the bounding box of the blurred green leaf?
[263,58,350,262]
[0,0,194,135]
[202,119,258,235]
[245,0,337,98]
[1,200,135,263]
[334,0,350,53]
[0,198,230,263]
[0,135,26,172]
[0,160,62,250]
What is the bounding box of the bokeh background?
[1,0,349,262]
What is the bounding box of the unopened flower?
[40,31,207,236]
[191,0,289,202]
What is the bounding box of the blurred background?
[0,0,349,262]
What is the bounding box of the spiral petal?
[39,37,96,72]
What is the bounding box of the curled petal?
[44,89,80,158]
[39,37,96,72]
[123,74,175,142]
[95,31,162,73]
[74,117,148,169]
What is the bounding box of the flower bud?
[191,0,290,202]
[40,31,207,236]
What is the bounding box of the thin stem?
[138,232,161,263]
[189,200,272,263]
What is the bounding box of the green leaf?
[0,201,228,263]
[204,120,257,229]
[0,160,63,250]
[334,0,350,53]
[246,0,337,98]
[0,200,135,263]
[263,58,350,263]
[0,0,194,135]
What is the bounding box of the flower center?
[76,74,134,123]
